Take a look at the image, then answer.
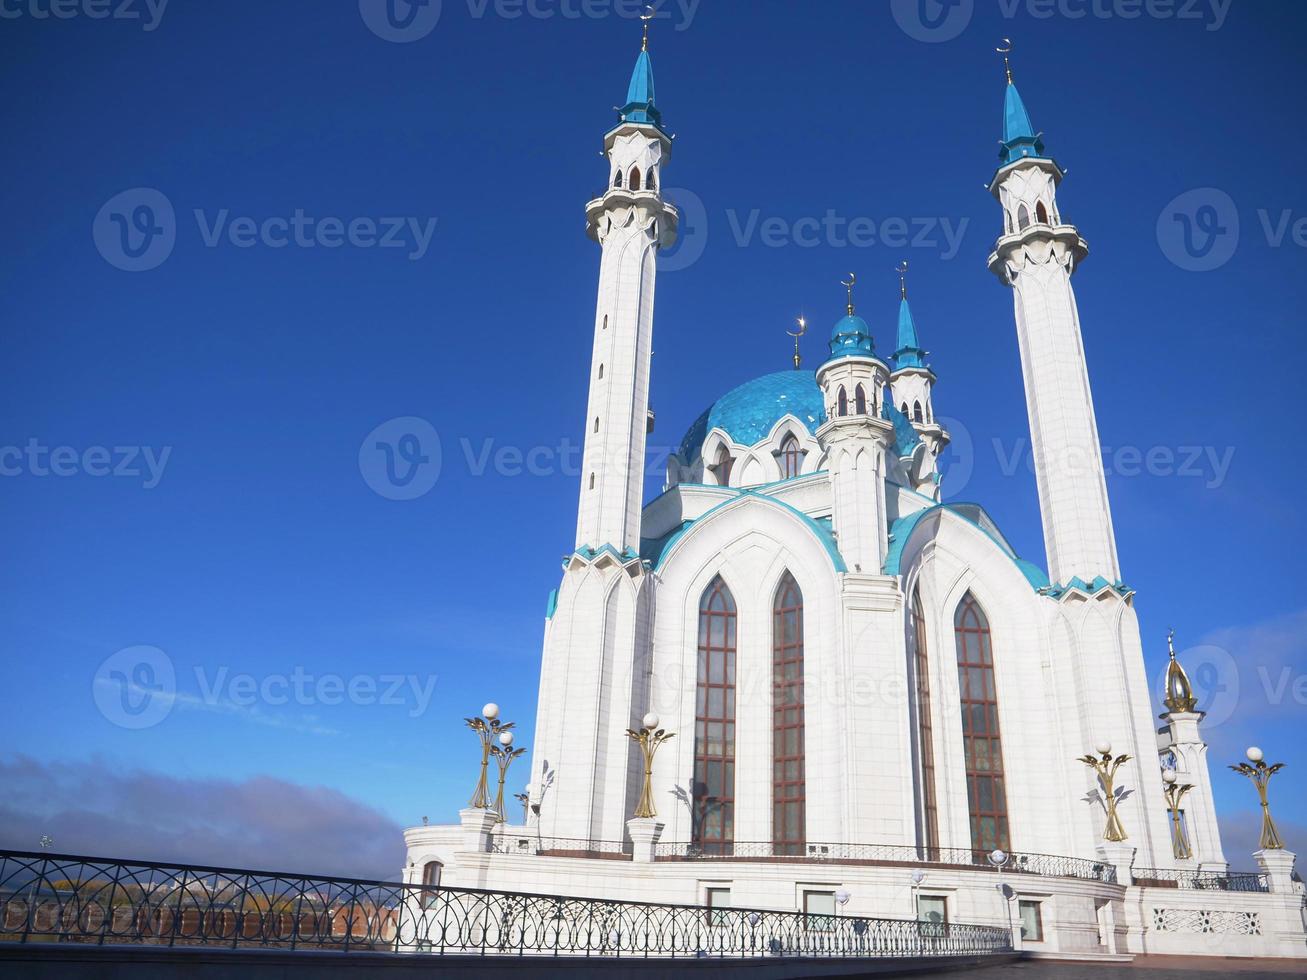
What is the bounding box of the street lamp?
[490,730,527,824]
[1078,740,1132,842]
[1161,769,1194,860]
[1230,747,1285,850]
[514,783,533,824]
[464,702,513,810]
[988,849,1015,947]
[625,712,675,819]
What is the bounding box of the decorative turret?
[888,264,948,493]
[998,54,1045,165]
[1163,629,1198,714]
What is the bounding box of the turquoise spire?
[617,28,662,129]
[997,42,1045,164]
[893,297,927,370]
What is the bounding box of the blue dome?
[826,313,875,360]
[679,371,825,462]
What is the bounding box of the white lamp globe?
[524,783,534,795]
[911,870,926,885]
[1162,769,1177,785]
[1094,740,1112,756]
[642,712,660,730]
[835,889,851,906]
[1246,746,1264,763]
[989,849,1008,867]
[483,702,500,721]
[498,731,514,747]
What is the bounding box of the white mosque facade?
[404,37,1307,960]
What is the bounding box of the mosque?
[403,29,1306,960]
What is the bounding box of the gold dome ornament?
[1162,628,1198,713]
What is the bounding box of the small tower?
[889,263,949,459]
[987,44,1120,586]
[815,275,894,573]
[1159,631,1227,870]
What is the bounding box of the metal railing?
[1133,867,1269,893]
[490,835,633,860]
[653,841,1117,884]
[0,850,1011,959]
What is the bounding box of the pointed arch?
[598,363,604,379]
[1035,201,1049,225]
[710,445,734,487]
[772,571,805,855]
[913,401,924,423]
[837,387,848,417]
[1017,204,1031,231]
[910,587,939,854]
[612,170,623,189]
[628,167,642,192]
[954,592,1010,855]
[646,166,656,191]
[694,575,737,855]
[854,384,867,415]
[779,433,803,480]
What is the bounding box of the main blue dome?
[679,371,825,462]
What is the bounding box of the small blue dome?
[679,371,825,462]
[826,313,875,360]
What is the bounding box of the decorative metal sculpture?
[1230,747,1285,850]
[1161,769,1194,860]
[1078,741,1132,842]
[787,315,807,370]
[841,272,857,315]
[464,703,513,810]
[514,789,531,824]
[896,260,909,299]
[625,712,674,819]
[996,38,1014,84]
[490,731,526,824]
[1162,628,1198,713]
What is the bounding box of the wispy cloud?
[93,676,341,736]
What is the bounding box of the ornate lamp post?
[514,785,532,824]
[1078,741,1132,842]
[625,712,674,819]
[1230,747,1285,850]
[489,731,526,825]
[1161,769,1194,860]
[465,703,514,810]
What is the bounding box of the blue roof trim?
[1043,576,1133,600]
[565,543,640,569]
[882,397,921,457]
[679,371,826,462]
[640,489,847,574]
[883,502,1050,591]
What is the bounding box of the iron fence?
[1133,867,1269,893]
[0,849,1011,959]
[490,835,633,860]
[652,841,1117,884]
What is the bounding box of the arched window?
[589,473,595,490]
[613,170,623,188]
[646,167,656,191]
[694,576,737,855]
[602,314,608,330]
[598,363,604,379]
[1017,204,1031,231]
[954,593,1010,855]
[593,417,600,433]
[900,402,909,416]
[913,401,924,423]
[837,387,848,417]
[855,384,867,415]
[779,434,802,480]
[1004,211,1013,234]
[710,445,734,487]
[629,167,642,191]
[910,589,939,854]
[420,861,442,909]
[772,572,805,855]
[1035,201,1049,224]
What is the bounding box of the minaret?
[815,275,894,574]
[1159,631,1227,869]
[889,263,948,460]
[575,25,679,554]
[987,47,1120,585]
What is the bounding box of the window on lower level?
[705,886,731,927]
[917,895,947,937]
[802,890,836,931]
[1019,900,1044,942]
[421,861,442,909]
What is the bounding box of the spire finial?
[1163,628,1198,713]
[841,273,857,316]
[641,4,654,51]
[896,260,909,300]
[996,37,1014,85]
[787,315,807,370]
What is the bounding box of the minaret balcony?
[987,222,1088,280]
[585,190,679,245]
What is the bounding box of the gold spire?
[997,38,1014,85]
[841,273,857,316]
[1163,628,1198,714]
[641,4,654,51]
[787,315,808,370]
[896,260,909,300]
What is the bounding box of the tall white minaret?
[575,30,679,555]
[986,51,1120,585]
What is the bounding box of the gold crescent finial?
[1167,627,1177,660]
[641,4,655,51]
[996,38,1014,85]
[787,315,807,370]
[841,273,857,316]
[896,260,909,300]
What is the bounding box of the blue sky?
[2,1,1304,877]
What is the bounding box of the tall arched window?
[910,589,939,854]
[954,593,1010,855]
[711,446,734,487]
[837,387,848,417]
[1035,201,1049,224]
[772,572,805,855]
[613,170,623,189]
[420,861,442,909]
[629,167,642,191]
[854,384,867,415]
[913,401,924,423]
[1017,204,1031,231]
[646,166,657,190]
[779,434,802,480]
[694,576,737,855]
[900,402,909,416]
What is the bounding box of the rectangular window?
[802,890,836,932]
[705,887,731,927]
[1019,900,1044,943]
[772,574,806,856]
[917,895,947,938]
